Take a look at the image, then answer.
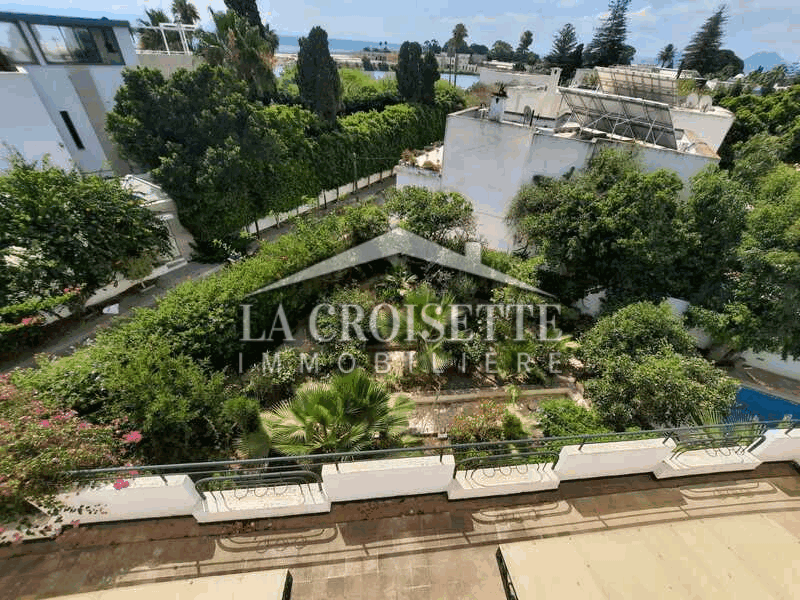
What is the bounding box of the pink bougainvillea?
[113,478,130,490]
[122,431,143,444]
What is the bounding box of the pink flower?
[0,526,5,534]
[39,420,51,428]
[122,431,142,444]
[12,532,22,545]
[113,479,130,490]
[77,422,91,430]
[21,317,35,326]
[127,470,139,476]
[70,520,80,529]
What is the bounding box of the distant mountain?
[744,52,785,73]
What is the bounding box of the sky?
[1,0,797,62]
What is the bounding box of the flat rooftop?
[2,463,800,599]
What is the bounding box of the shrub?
[537,398,609,438]
[385,187,475,244]
[0,375,125,524]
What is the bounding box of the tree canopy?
[0,156,170,311]
[680,5,727,76]
[657,43,675,68]
[545,23,582,81]
[297,26,342,124]
[583,0,633,67]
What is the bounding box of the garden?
[2,183,748,529]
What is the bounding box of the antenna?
[686,92,699,108]
[699,95,712,112]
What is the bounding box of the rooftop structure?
[0,11,136,174]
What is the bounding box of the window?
[59,111,85,150]
[31,24,124,65]
[0,21,37,64]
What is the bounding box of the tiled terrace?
[2,462,800,599]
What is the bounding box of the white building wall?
[135,53,204,78]
[439,110,718,249]
[0,68,73,171]
[669,106,735,153]
[479,67,552,87]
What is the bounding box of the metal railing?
[68,419,797,496]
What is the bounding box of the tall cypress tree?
[583,0,632,67]
[297,26,341,124]
[397,41,423,102]
[421,50,441,104]
[680,6,727,76]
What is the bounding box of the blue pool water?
[736,387,800,421]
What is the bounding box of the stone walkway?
[2,463,800,599]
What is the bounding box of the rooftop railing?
[68,419,794,493]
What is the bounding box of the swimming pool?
[736,387,800,421]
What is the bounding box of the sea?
[277,35,400,55]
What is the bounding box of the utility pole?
[352,152,358,194]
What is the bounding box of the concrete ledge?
[555,438,676,481]
[749,429,800,464]
[654,448,762,479]
[322,455,455,502]
[193,484,330,523]
[447,464,559,499]
[53,475,202,524]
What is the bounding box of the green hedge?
[107,65,465,243]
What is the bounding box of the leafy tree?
[136,8,179,52]
[448,401,527,443]
[297,26,341,124]
[196,10,277,100]
[489,40,514,62]
[545,23,582,81]
[586,350,737,430]
[582,0,633,67]
[423,39,441,54]
[507,149,688,304]
[711,49,743,77]
[469,43,489,55]
[537,398,609,437]
[657,43,675,68]
[397,41,424,102]
[579,301,697,374]
[682,166,747,308]
[449,23,468,88]
[726,164,800,358]
[223,0,266,39]
[0,156,170,309]
[386,186,475,244]
[171,0,199,24]
[680,5,727,76]
[265,369,414,454]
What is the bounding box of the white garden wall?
[321,455,455,502]
[555,438,677,480]
[53,475,201,524]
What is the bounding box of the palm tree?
[265,369,414,455]
[196,10,277,99]
[657,43,676,68]
[449,23,467,88]
[137,8,175,52]
[171,0,200,24]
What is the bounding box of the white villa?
[398,65,735,250]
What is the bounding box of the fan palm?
[196,10,277,99]
[265,369,413,455]
[449,23,468,88]
[137,9,176,52]
[171,0,200,24]
[657,43,676,69]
